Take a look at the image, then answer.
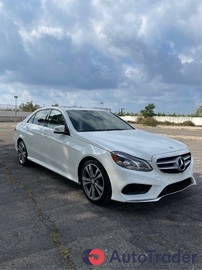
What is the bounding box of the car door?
[41,109,71,178]
[23,109,51,161]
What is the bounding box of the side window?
[27,114,36,123]
[47,109,66,129]
[32,110,50,126]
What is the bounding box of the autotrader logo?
[82,249,197,265]
[82,249,105,266]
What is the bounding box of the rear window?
[27,110,50,126]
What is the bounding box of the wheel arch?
[17,137,27,151]
[17,137,24,146]
[17,138,29,166]
[78,156,112,204]
[78,156,98,183]
[78,156,111,186]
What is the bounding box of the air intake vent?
[158,178,192,197]
[156,153,191,173]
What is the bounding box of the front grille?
[158,178,192,197]
[156,152,191,173]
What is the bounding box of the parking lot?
[0,122,201,269]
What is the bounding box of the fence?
[0,110,30,122]
[121,116,202,126]
[0,109,202,126]
[0,104,16,110]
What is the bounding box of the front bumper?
[102,151,196,203]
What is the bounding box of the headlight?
[111,151,153,172]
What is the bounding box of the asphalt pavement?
[0,123,201,269]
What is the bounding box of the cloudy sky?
[0,0,202,114]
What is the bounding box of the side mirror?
[53,125,69,135]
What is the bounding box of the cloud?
[0,0,202,113]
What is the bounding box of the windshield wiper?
[80,128,127,132]
[105,128,126,131]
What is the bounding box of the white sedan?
[14,107,196,205]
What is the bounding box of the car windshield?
[66,110,134,132]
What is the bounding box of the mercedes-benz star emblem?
[176,157,186,171]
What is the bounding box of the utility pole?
[14,96,18,121]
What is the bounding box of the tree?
[194,105,202,117]
[19,101,40,112]
[140,103,156,118]
[52,103,59,107]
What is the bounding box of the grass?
[132,117,196,127]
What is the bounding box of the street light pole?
[14,96,18,121]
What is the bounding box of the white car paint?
[77,129,187,161]
[14,107,196,204]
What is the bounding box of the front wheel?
[80,160,111,205]
[18,140,29,166]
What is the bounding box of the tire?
[80,160,111,205]
[18,140,29,166]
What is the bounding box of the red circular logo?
[82,249,105,265]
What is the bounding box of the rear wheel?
[80,160,111,205]
[18,140,28,166]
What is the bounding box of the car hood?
[76,129,187,161]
